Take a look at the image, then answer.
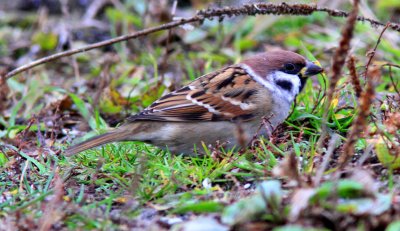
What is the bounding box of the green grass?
[1,1,400,229]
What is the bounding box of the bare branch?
[364,22,391,79]
[2,2,399,80]
[3,17,200,80]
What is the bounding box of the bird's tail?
[64,129,132,157]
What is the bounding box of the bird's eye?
[284,63,295,71]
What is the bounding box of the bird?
[64,50,323,156]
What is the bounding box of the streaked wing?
[127,66,263,122]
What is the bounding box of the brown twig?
[0,75,10,113]
[159,0,178,85]
[288,152,303,187]
[38,172,64,231]
[2,2,400,80]
[356,144,374,166]
[314,134,340,185]
[318,0,359,151]
[382,63,400,69]
[338,66,381,169]
[347,55,362,98]
[364,22,391,80]
[388,65,400,97]
[371,119,400,163]
[253,114,275,142]
[383,64,400,97]
[3,17,199,80]
[336,22,392,169]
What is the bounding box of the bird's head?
[241,50,323,102]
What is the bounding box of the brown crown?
[242,50,306,78]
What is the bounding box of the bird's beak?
[300,61,323,77]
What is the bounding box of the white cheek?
[239,64,301,103]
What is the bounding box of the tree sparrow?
[65,50,323,156]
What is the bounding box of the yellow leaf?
[114,197,128,203]
[331,98,339,108]
[334,113,347,120]
[10,189,18,195]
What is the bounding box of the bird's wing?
[127,66,265,122]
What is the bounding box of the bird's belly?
[139,121,262,156]
[130,101,290,156]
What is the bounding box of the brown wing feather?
[127,66,263,122]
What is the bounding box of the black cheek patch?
[276,80,293,92]
[299,77,307,92]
